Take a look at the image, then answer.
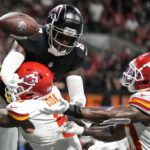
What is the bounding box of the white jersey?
[6,86,81,150]
[125,92,150,150]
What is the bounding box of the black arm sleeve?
[64,105,83,118]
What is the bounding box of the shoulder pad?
[6,99,45,120]
[7,100,30,121]
[129,92,150,115]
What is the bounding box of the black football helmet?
[46,4,83,56]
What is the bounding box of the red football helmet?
[16,62,54,99]
[122,52,150,92]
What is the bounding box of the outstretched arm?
[83,124,126,142]
[63,121,126,142]
[65,105,150,123]
[37,96,150,124]
[1,41,25,101]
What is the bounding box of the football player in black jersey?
[0,4,87,150]
[1,4,87,106]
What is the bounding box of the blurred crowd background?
[0,0,150,149]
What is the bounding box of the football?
[0,12,40,39]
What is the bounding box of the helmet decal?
[48,5,63,22]
[22,72,38,86]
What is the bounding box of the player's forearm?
[64,105,140,122]
[64,105,112,121]
[83,126,116,142]
[66,74,86,107]
[1,41,25,85]
[83,125,125,142]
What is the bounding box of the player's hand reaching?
[63,121,84,135]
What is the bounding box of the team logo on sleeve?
[48,5,63,21]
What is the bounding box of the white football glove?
[5,73,23,101]
[42,98,69,114]
[63,121,84,135]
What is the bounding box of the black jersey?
[0,27,87,104]
[17,27,87,81]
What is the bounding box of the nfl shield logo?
[48,62,54,68]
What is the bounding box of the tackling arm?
[83,124,126,142]
[63,121,126,142]
[0,41,25,100]
[1,40,25,86]
[65,105,150,123]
